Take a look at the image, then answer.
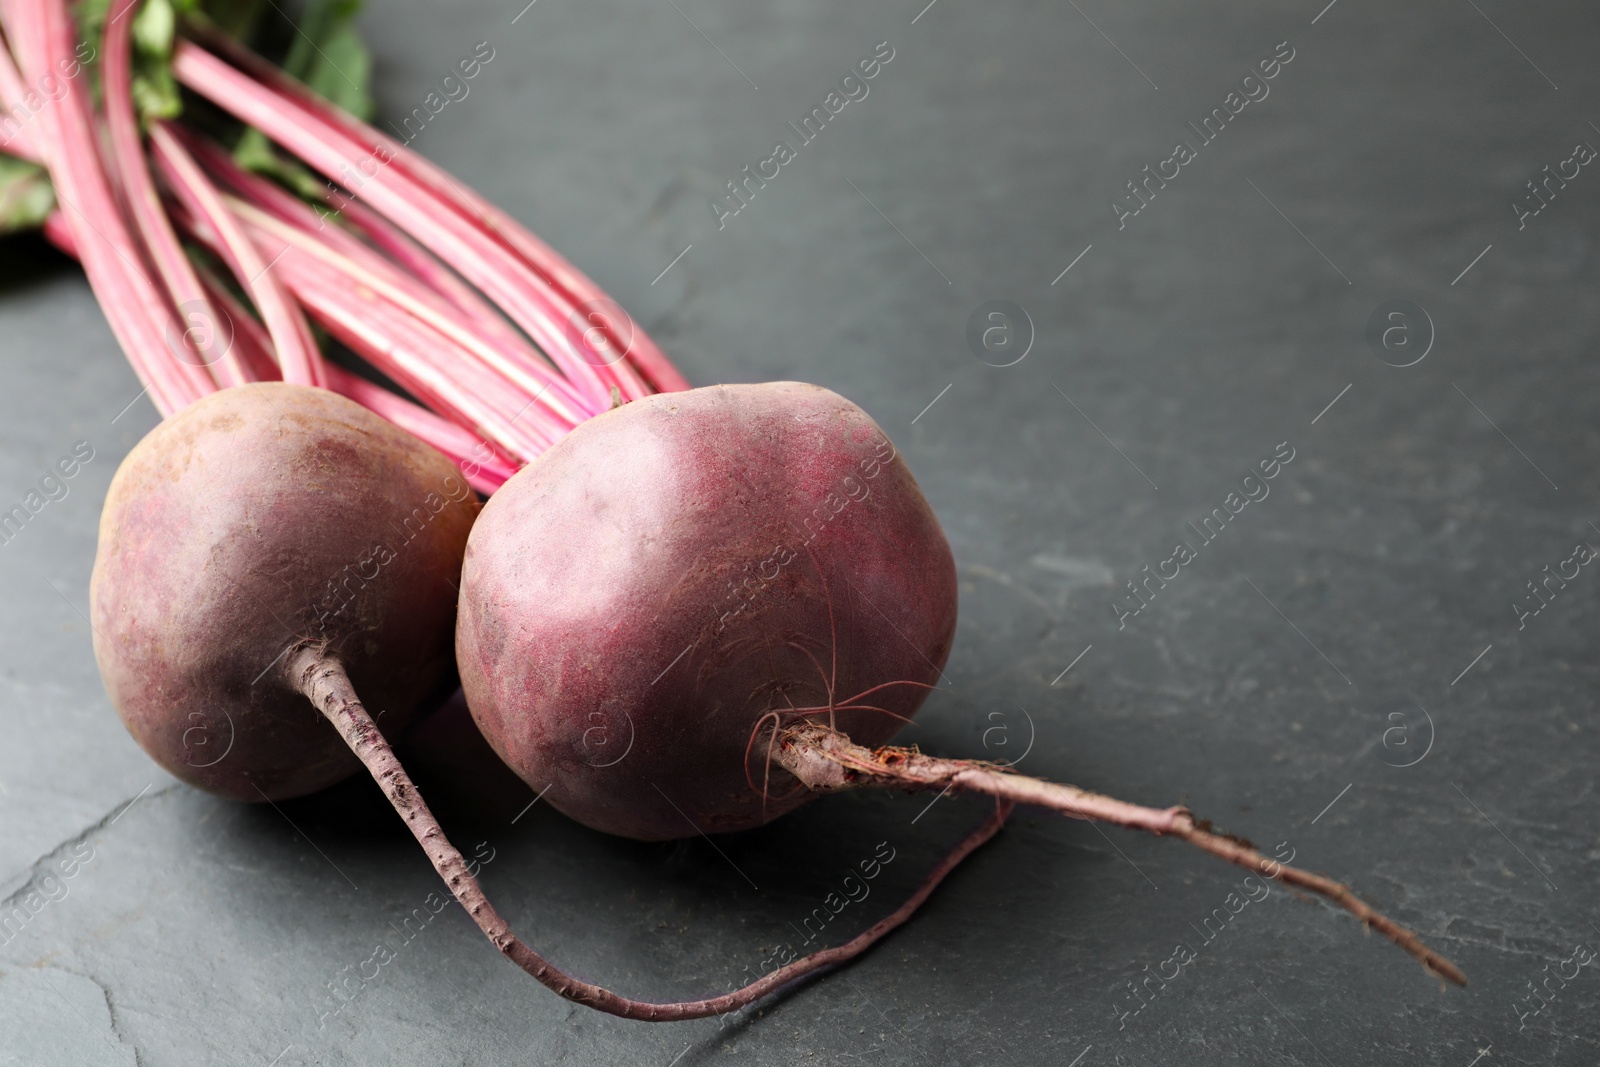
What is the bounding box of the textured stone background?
[2,0,1597,1063]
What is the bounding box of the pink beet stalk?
[182,27,689,395]
[191,253,517,492]
[335,195,549,376]
[166,128,596,426]
[9,0,699,484]
[3,0,207,415]
[230,200,585,437]
[149,123,323,388]
[0,26,42,163]
[181,249,521,490]
[220,203,570,444]
[322,365,516,494]
[101,1,250,388]
[188,261,282,383]
[185,143,593,421]
[39,210,74,254]
[171,41,617,410]
[201,209,557,458]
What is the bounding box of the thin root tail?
[773,721,1466,987]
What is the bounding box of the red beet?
[91,383,477,800]
[457,381,954,839]
[457,381,1467,997]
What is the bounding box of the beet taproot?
[91,382,477,800]
[457,381,955,839]
[455,380,1467,991]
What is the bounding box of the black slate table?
[2,1,1597,1063]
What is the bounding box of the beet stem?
[3,0,198,415]
[178,21,689,396]
[100,2,249,391]
[774,722,1467,987]
[286,645,1014,1021]
[170,40,618,410]
[148,123,324,388]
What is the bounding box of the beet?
[457,381,953,839]
[456,380,1466,1000]
[91,383,477,800]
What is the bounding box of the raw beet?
[455,380,1465,993]
[91,383,478,800]
[456,381,955,839]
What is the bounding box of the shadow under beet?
[246,688,535,842]
[214,682,1084,1032]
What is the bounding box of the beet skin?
[91,383,478,801]
[456,382,957,840]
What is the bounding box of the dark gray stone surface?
[2,0,1598,1063]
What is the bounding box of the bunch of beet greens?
[0,0,684,485]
